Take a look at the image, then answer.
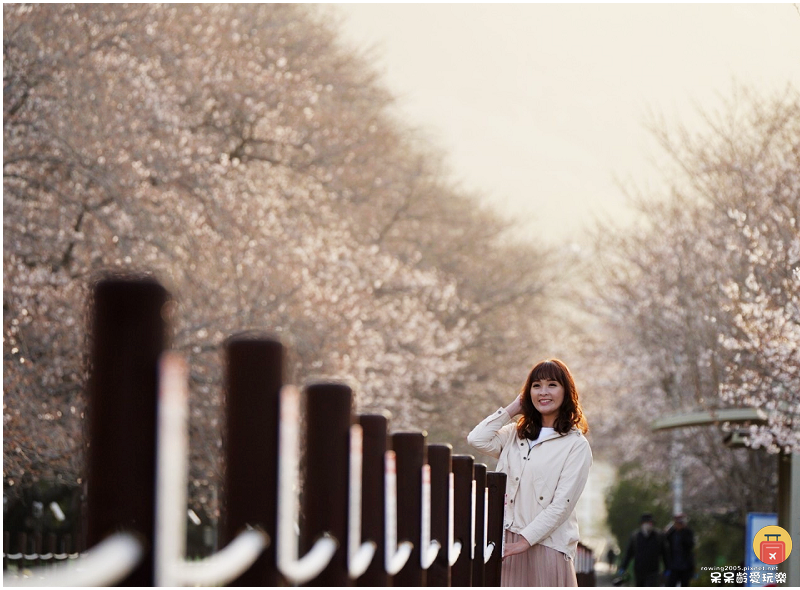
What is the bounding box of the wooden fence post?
[33,532,42,568]
[302,383,353,586]
[43,533,56,569]
[17,532,28,570]
[426,444,452,587]
[485,471,507,587]
[223,335,283,585]
[357,413,390,587]
[86,277,168,586]
[61,533,73,560]
[391,432,427,586]
[471,463,487,587]
[451,455,474,587]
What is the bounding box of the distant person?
[619,513,668,586]
[468,358,593,587]
[665,513,695,586]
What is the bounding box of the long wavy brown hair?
[516,358,588,440]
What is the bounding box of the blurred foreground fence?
[3,276,594,586]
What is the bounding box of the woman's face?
[529,378,565,426]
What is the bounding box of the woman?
[467,359,592,587]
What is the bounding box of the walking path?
[593,562,620,587]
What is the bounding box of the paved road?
[594,570,617,587]
[592,562,622,587]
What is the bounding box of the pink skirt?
[501,531,578,587]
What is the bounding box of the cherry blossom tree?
[583,86,799,520]
[4,4,551,516]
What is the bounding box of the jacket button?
[515,477,519,481]
[539,496,543,500]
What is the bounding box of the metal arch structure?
[652,408,799,587]
[651,407,768,431]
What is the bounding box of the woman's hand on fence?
[502,539,530,559]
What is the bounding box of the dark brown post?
[86,277,168,586]
[451,455,474,587]
[72,485,84,553]
[223,335,283,585]
[33,532,42,567]
[302,383,353,586]
[471,463,487,587]
[485,472,507,587]
[61,533,73,559]
[44,532,57,567]
[426,444,452,586]
[46,532,57,554]
[358,413,390,587]
[392,431,426,586]
[17,532,28,570]
[4,531,10,570]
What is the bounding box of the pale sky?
[334,4,800,245]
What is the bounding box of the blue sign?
[746,513,778,587]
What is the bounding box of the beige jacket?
[467,408,593,560]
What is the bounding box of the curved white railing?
[384,450,414,575]
[484,491,495,563]
[154,354,269,586]
[3,532,144,587]
[347,424,377,578]
[179,528,269,586]
[419,464,442,569]
[276,385,338,584]
[447,472,463,566]
[154,352,190,586]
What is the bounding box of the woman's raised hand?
[504,393,523,417]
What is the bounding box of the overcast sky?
[334,4,800,245]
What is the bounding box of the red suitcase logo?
[760,534,785,565]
